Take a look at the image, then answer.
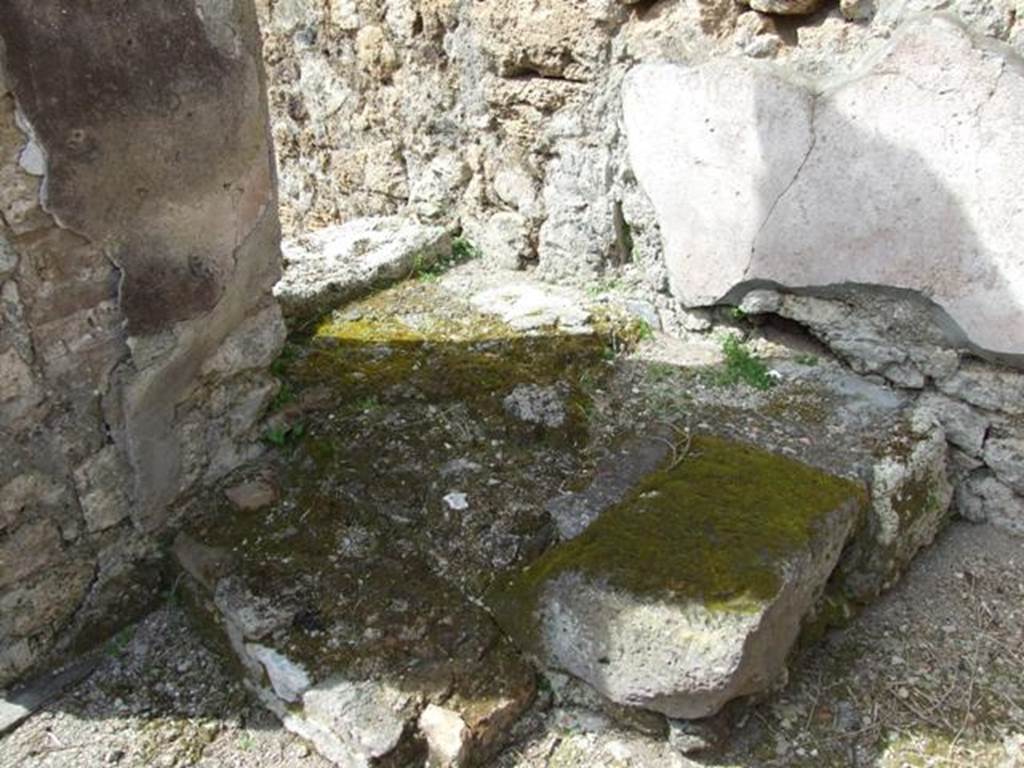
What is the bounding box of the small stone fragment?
[840,0,875,20]
[419,704,471,767]
[225,479,277,511]
[444,492,469,511]
[749,0,824,14]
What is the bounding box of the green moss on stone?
[489,436,867,634]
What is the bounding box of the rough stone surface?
[625,17,1024,358]
[470,284,592,333]
[0,1,282,686]
[546,430,674,540]
[984,437,1024,494]
[938,361,1024,414]
[503,385,568,429]
[958,471,1024,535]
[419,704,471,768]
[274,216,450,323]
[490,437,865,719]
[224,478,278,511]
[749,0,827,15]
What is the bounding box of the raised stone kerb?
[624,15,1024,358]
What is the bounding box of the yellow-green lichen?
[489,436,868,638]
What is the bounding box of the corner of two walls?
[0,0,284,687]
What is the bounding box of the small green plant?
[451,236,481,263]
[262,421,305,449]
[585,277,624,298]
[795,353,819,366]
[632,318,655,342]
[105,626,135,657]
[716,334,775,390]
[270,341,300,377]
[354,395,381,414]
[413,237,481,283]
[268,381,295,413]
[730,306,748,321]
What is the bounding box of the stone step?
[172,271,954,765]
[488,356,953,720]
[171,274,621,767]
[173,523,534,768]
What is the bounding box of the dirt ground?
[2,520,1021,768]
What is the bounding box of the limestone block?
[624,16,1024,357]
[275,216,451,323]
[489,437,865,719]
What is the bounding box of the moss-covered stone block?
[487,436,868,718]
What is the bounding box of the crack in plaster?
[744,94,818,282]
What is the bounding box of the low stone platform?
[174,265,954,766]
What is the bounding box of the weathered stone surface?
[201,303,287,377]
[470,283,592,333]
[176,453,537,766]
[984,436,1024,494]
[625,16,1024,357]
[419,704,471,768]
[489,437,866,719]
[938,361,1024,415]
[478,211,531,271]
[289,676,414,766]
[503,384,567,429]
[0,0,284,685]
[72,447,132,533]
[740,289,961,388]
[224,479,277,511]
[749,0,826,15]
[0,520,63,590]
[837,408,954,600]
[546,430,674,540]
[917,393,989,458]
[274,216,451,323]
[958,471,1024,535]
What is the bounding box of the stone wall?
[0,0,284,686]
[259,0,1024,276]
[259,0,1024,536]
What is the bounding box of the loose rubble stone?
[957,471,1024,535]
[224,479,277,511]
[983,437,1024,494]
[938,361,1024,415]
[749,0,826,15]
[419,704,471,768]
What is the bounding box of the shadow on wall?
[751,21,1024,366]
[627,17,1024,365]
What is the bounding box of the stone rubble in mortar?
[171,271,629,767]
[736,289,1024,537]
[169,259,976,766]
[257,0,1024,282]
